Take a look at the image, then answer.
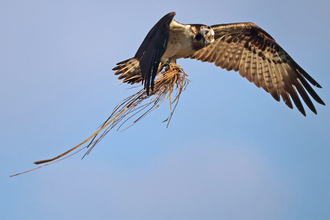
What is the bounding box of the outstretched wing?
[134,12,176,95]
[188,22,325,115]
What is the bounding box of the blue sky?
[1,1,329,219]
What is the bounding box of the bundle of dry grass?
[11,63,189,177]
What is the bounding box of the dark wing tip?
[318,99,326,106]
[316,83,322,88]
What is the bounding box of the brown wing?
[188,22,325,115]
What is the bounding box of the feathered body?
[113,12,324,115]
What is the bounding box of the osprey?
[10,12,327,176]
[115,12,324,115]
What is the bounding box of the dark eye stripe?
[195,33,202,41]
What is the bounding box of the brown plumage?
[114,13,324,116]
[187,22,324,115]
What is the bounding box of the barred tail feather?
[112,58,142,84]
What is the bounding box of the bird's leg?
[169,62,181,70]
[162,59,171,71]
[163,59,181,71]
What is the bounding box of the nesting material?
[11,64,189,176]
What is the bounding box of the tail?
[112,58,142,85]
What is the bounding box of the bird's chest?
[161,30,195,62]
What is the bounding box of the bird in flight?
[10,12,326,176]
[113,12,324,115]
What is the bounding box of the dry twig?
[10,63,189,177]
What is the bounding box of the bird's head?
[192,26,215,50]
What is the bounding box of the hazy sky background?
[1,1,329,219]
